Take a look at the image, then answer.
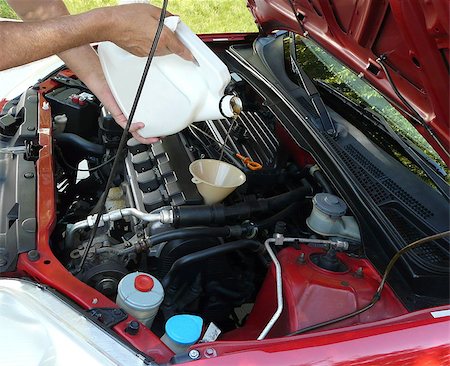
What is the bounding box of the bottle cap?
[117,272,164,311]
[165,314,203,345]
[134,274,154,292]
[313,193,347,217]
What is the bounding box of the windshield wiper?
[316,80,449,197]
[288,32,337,137]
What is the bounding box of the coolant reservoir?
[98,16,242,138]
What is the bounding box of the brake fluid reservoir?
[116,272,164,328]
[98,16,242,138]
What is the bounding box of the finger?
[164,29,194,61]
[132,131,160,144]
[128,123,160,144]
[128,122,145,132]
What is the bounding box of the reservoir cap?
[166,314,203,345]
[134,274,154,292]
[313,193,347,217]
[117,272,164,311]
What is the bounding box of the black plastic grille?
[382,178,433,218]
[382,206,448,270]
[323,135,446,273]
[340,143,433,219]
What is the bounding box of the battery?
[45,86,100,139]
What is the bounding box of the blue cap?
[165,315,203,345]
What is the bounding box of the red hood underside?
[247,0,449,162]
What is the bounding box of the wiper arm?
[316,80,449,197]
[288,32,337,137]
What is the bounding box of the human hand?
[104,4,193,61]
[70,46,158,144]
[97,78,160,144]
[113,112,161,145]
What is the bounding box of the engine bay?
[2,35,447,362]
[30,62,408,344]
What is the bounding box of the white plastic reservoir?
[161,314,204,354]
[116,272,164,328]
[98,16,242,138]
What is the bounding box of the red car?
[0,1,448,365]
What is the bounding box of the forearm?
[0,9,109,71]
[5,0,184,143]
[7,0,102,86]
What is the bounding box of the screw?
[27,126,36,131]
[113,308,122,315]
[24,172,34,179]
[92,298,98,304]
[188,350,200,360]
[297,252,306,264]
[27,250,40,262]
[354,267,364,278]
[205,348,216,358]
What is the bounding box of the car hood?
[247,0,449,161]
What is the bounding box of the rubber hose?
[312,169,333,194]
[257,202,299,229]
[55,133,105,158]
[147,226,232,246]
[173,186,311,226]
[161,239,263,288]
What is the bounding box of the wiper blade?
[288,33,337,137]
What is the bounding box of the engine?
[46,69,404,342]
[54,86,285,327]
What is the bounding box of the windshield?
[291,36,448,186]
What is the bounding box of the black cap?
[125,320,140,335]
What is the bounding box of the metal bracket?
[87,307,128,328]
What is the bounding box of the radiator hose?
[161,239,263,289]
[172,186,311,226]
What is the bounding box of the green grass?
[0,0,18,19]
[0,0,257,33]
[64,0,117,14]
[151,0,257,33]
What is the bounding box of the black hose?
[55,145,121,172]
[173,186,311,226]
[161,239,263,288]
[257,203,299,229]
[311,169,333,194]
[146,226,234,247]
[55,133,105,157]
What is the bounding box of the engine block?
[126,134,203,213]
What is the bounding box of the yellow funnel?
[189,159,246,205]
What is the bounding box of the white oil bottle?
[98,16,242,138]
